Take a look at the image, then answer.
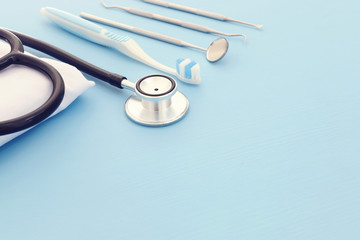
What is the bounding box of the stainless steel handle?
[143,0,226,20]
[128,8,212,33]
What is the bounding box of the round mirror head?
[206,38,229,62]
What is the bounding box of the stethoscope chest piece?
[125,75,189,126]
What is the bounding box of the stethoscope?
[0,28,189,136]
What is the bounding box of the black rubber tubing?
[0,29,127,135]
[10,30,127,88]
[0,28,65,135]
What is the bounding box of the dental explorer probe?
[140,0,263,29]
[100,0,247,40]
[80,12,229,62]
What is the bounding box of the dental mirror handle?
[125,7,212,32]
[80,12,207,51]
[141,0,263,29]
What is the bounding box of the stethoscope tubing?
[10,30,127,89]
[0,29,65,135]
[0,29,128,135]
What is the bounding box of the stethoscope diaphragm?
[125,75,189,126]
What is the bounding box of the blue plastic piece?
[184,60,197,79]
[176,58,184,75]
[176,59,197,79]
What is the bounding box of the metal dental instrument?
[80,12,229,62]
[100,0,247,39]
[140,0,263,29]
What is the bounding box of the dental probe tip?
[100,0,121,9]
[227,33,247,41]
[100,0,108,7]
[229,18,263,29]
[212,29,247,41]
[247,24,263,29]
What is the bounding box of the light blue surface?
[1,0,360,239]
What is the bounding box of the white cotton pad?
[0,42,95,147]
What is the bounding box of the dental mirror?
[205,37,229,62]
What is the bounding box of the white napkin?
[0,42,95,147]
